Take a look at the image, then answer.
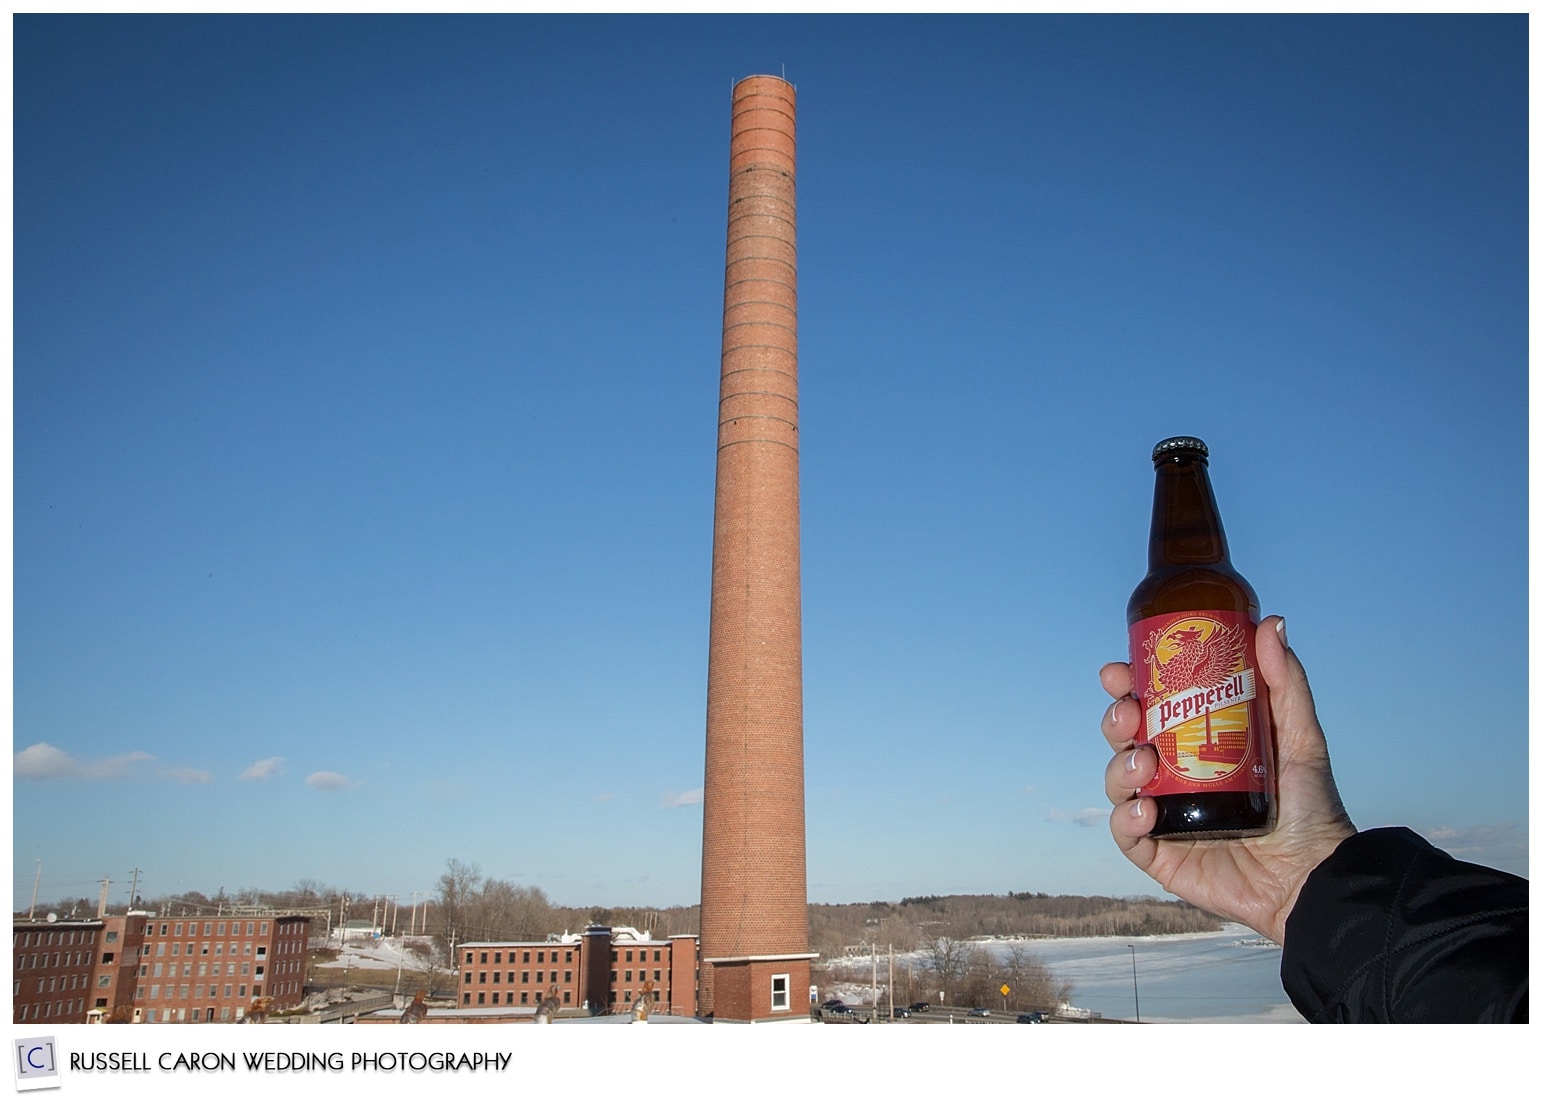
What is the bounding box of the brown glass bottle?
[1127,437,1276,839]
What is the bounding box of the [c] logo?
[13,1038,61,1091]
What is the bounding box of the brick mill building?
[13,912,311,1023]
[457,926,699,1016]
[698,74,816,1023]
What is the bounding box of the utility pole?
[888,945,895,1021]
[96,876,112,917]
[1128,944,1141,1023]
[871,941,878,1020]
[127,868,141,911]
[28,861,41,920]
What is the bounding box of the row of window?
[144,941,264,958]
[148,921,269,937]
[14,951,94,970]
[463,989,575,1007]
[466,969,573,985]
[15,999,84,1021]
[144,962,258,978]
[14,929,114,948]
[465,949,576,966]
[25,975,108,994]
[138,982,257,1001]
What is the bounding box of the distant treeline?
[33,869,1216,957]
[809,892,1220,956]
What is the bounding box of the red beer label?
[1129,610,1269,795]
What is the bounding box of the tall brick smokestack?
[698,75,813,1022]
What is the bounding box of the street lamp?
[1128,944,1141,1023]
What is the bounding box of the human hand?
[1099,616,1356,944]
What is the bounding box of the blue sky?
[10,15,1529,912]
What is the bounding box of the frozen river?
[985,922,1304,1023]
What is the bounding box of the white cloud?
[306,771,349,791]
[14,742,155,781]
[239,756,286,782]
[662,788,703,808]
[1422,822,1528,876]
[165,767,213,785]
[1047,807,1106,828]
[596,792,615,803]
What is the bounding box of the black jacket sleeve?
[1281,827,1527,1022]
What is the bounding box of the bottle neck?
[1148,454,1231,568]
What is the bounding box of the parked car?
[909,1002,930,1012]
[890,1006,912,1019]
[823,1002,851,1015]
[822,998,845,1010]
[1016,1011,1045,1024]
[968,1007,991,1017]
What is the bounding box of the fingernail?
[1106,701,1120,728]
[1125,748,1140,772]
[1129,799,1144,819]
[1275,617,1288,649]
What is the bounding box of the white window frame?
[770,972,791,1012]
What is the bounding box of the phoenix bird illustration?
[1157,622,1249,759]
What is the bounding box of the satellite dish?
[46,913,57,923]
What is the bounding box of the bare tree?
[435,859,482,953]
[919,932,978,1006]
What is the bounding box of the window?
[477,992,485,1005]
[522,951,530,963]
[771,973,790,1011]
[102,952,114,964]
[175,924,184,936]
[105,932,119,944]
[465,951,474,965]
[97,975,111,988]
[463,994,471,1006]
[217,923,226,936]
[626,950,633,963]
[480,952,488,964]
[564,970,571,982]
[464,973,472,985]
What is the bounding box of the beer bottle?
[1127,436,1276,838]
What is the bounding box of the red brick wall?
[709,958,810,1023]
[699,72,810,1018]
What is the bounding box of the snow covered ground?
[314,934,436,973]
[823,923,1302,1024]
